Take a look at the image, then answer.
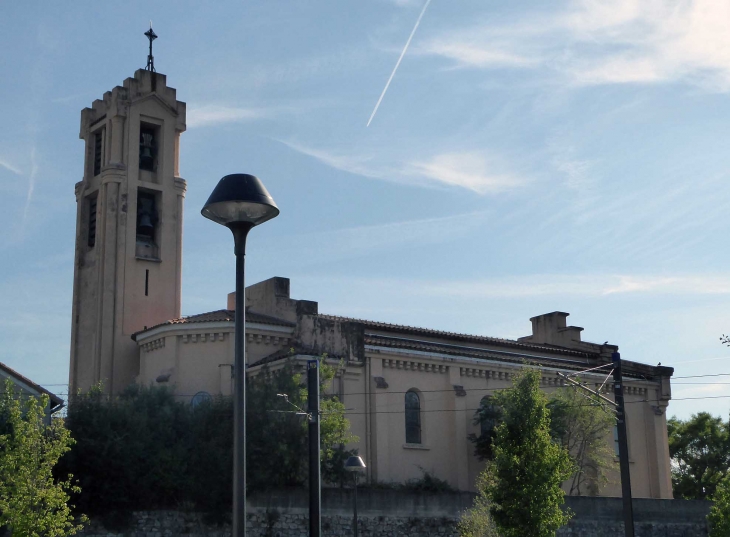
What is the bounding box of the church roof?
[316,314,592,358]
[132,308,295,340]
[0,361,65,412]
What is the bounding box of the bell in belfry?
[140,130,155,171]
[137,195,157,239]
[138,212,154,235]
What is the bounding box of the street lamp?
[202,173,279,536]
[344,455,366,537]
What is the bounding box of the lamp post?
[344,455,366,537]
[202,174,279,536]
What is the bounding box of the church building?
[69,57,674,498]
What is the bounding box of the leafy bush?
[60,358,356,523]
[458,469,500,537]
[709,473,730,537]
[404,468,455,492]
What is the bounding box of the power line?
[673,373,730,379]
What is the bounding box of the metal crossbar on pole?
[556,372,617,411]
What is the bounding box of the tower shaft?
[69,69,187,395]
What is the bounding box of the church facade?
[69,68,674,498]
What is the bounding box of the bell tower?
[69,36,187,395]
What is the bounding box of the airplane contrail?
[367,0,433,127]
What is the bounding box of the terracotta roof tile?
[318,314,592,358]
[132,308,295,340]
[363,334,590,369]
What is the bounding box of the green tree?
[247,356,357,490]
[668,412,730,499]
[470,383,615,496]
[469,398,502,461]
[62,356,356,522]
[458,469,500,537]
[485,369,574,537]
[0,379,85,536]
[709,473,730,537]
[548,385,616,495]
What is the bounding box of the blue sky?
[1,0,730,420]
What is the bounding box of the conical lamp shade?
[201,174,279,226]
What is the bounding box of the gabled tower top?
[144,22,157,72]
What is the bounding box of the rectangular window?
[136,190,157,242]
[139,124,157,172]
[87,196,97,248]
[405,391,422,444]
[93,131,103,176]
[145,269,149,296]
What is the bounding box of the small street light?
[344,455,366,537]
[202,173,279,537]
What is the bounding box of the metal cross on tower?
[144,22,157,72]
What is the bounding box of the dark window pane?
[479,397,499,437]
[405,391,421,444]
[87,196,97,247]
[93,132,102,176]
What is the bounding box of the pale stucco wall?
[135,315,673,499]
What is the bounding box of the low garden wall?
[78,489,711,537]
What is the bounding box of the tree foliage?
[471,380,615,496]
[709,473,730,537]
[668,412,730,499]
[457,470,500,537]
[548,385,616,495]
[484,369,574,537]
[61,357,356,523]
[469,398,502,461]
[0,379,85,536]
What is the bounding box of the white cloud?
[187,105,269,128]
[0,158,22,175]
[281,141,526,194]
[408,273,730,299]
[419,0,730,90]
[419,40,537,69]
[406,152,526,194]
[278,140,384,180]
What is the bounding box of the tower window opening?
[87,196,98,248]
[139,124,157,172]
[136,191,158,243]
[145,269,149,296]
[93,131,103,176]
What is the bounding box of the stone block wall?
[77,490,711,537]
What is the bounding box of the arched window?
[479,396,499,438]
[405,390,421,444]
[473,395,502,460]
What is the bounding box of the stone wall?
[78,490,711,537]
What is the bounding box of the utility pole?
[556,354,635,537]
[307,359,321,537]
[612,352,635,537]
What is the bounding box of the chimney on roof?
[226,277,317,323]
[520,311,584,348]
